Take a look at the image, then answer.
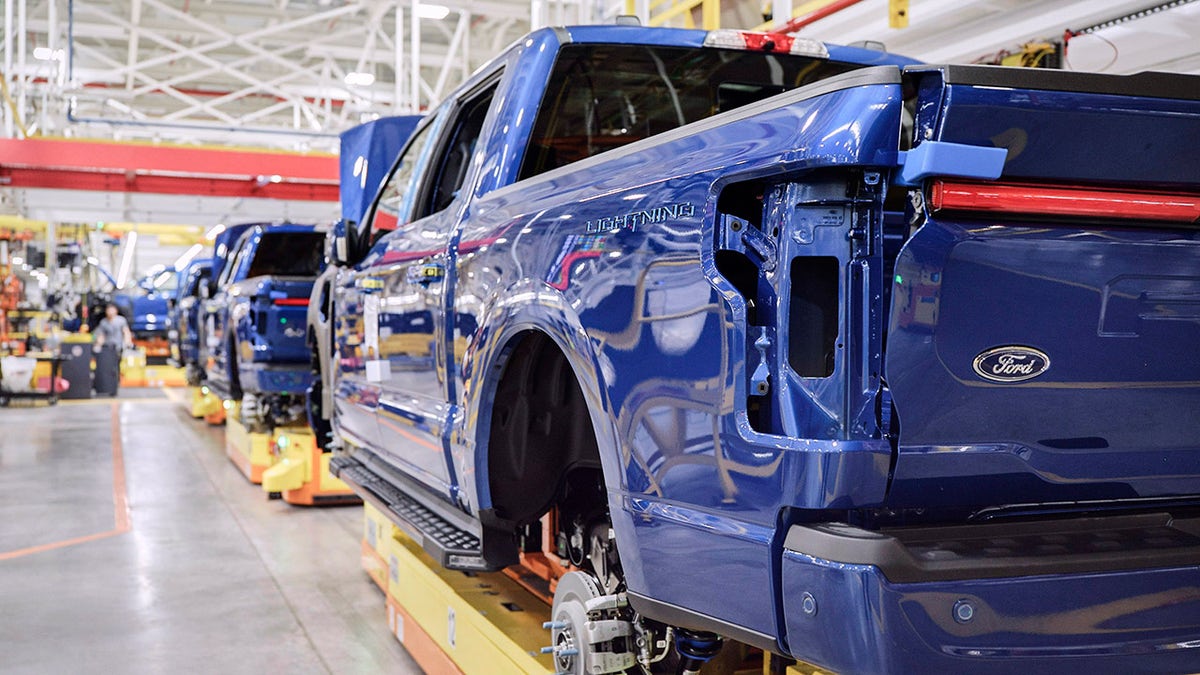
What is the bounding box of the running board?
[330,455,495,572]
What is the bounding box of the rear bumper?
[781,515,1200,673]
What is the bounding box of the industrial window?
[517,45,860,181]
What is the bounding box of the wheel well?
[485,331,604,529]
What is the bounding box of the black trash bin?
[59,342,93,400]
[93,346,120,396]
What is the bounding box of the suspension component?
[675,629,723,675]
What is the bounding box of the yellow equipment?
[224,401,275,484]
[260,426,358,505]
[362,503,395,593]
[360,506,831,675]
[188,385,224,419]
[381,525,556,675]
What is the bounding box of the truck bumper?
[780,515,1200,674]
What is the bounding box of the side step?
[331,455,496,572]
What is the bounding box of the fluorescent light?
[204,223,226,241]
[116,231,138,288]
[416,4,450,20]
[174,244,204,270]
[344,71,376,87]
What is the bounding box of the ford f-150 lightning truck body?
[325,24,1200,674]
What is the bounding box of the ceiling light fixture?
[33,47,64,61]
[416,4,451,20]
[116,231,138,289]
[344,71,376,87]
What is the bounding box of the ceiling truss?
[4,0,535,150]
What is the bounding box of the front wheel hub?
[547,571,636,674]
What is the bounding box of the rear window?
[518,44,859,181]
[246,232,325,278]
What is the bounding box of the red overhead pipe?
[772,0,867,35]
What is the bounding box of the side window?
[218,236,253,288]
[418,80,499,219]
[185,270,200,297]
[369,122,438,234]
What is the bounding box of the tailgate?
[254,277,313,362]
[886,66,1200,509]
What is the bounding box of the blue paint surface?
[326,25,1200,671]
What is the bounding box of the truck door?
[335,119,441,456]
[357,75,501,500]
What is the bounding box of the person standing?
[94,303,132,396]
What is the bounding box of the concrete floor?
[0,389,421,674]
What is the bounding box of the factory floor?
[0,388,421,674]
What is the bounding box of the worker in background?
[93,303,132,396]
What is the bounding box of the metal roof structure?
[4,1,1196,149]
[9,0,539,150]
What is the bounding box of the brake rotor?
[549,571,604,675]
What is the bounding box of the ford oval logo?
[972,346,1050,383]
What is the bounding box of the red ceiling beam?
[0,167,338,201]
[0,137,338,201]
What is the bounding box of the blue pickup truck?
[204,222,326,431]
[167,257,214,385]
[323,25,1200,674]
[112,265,177,339]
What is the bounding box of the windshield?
[518,44,860,180]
